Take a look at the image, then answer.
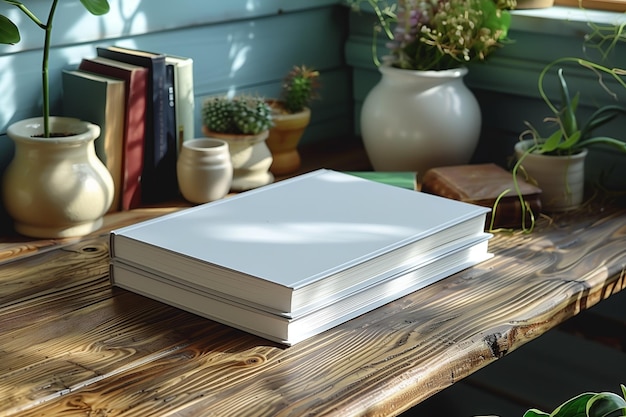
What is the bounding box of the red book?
[79,56,148,210]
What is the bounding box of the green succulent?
[281,65,320,114]
[202,95,273,135]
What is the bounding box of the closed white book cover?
[110,169,490,314]
[110,237,492,346]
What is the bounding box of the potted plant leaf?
[266,65,321,175]
[201,94,274,191]
[0,0,114,238]
[512,60,626,228]
[523,384,626,417]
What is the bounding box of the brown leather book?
[422,163,542,229]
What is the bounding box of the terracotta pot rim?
[202,127,269,144]
[267,99,311,117]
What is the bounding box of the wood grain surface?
[1,200,625,417]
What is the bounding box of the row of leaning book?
[62,46,195,211]
[109,169,494,346]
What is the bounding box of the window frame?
[553,0,626,12]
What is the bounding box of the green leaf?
[557,68,578,136]
[576,136,626,152]
[538,129,563,153]
[586,392,626,417]
[556,130,581,151]
[524,409,551,417]
[580,105,626,139]
[0,15,20,44]
[552,393,596,417]
[80,0,110,15]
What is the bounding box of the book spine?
[96,47,169,204]
[171,58,195,151]
[160,63,179,201]
[62,70,124,212]
[78,59,147,210]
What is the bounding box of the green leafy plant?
[518,61,626,157]
[0,0,110,137]
[202,95,273,135]
[279,65,321,114]
[348,0,513,71]
[523,384,626,417]
[509,59,626,232]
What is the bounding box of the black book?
[96,46,178,203]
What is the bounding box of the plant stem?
[6,1,47,29]
[538,56,626,116]
[42,0,59,137]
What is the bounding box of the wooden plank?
[0,208,183,264]
[0,202,624,416]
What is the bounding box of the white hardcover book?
[110,237,492,346]
[114,231,491,318]
[109,169,491,315]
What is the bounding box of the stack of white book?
[109,169,493,345]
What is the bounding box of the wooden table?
[1,191,625,416]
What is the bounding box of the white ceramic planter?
[202,127,273,191]
[514,140,588,212]
[361,64,481,173]
[177,138,233,204]
[2,117,114,238]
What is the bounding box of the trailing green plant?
[502,59,626,233]
[202,95,273,135]
[520,61,626,157]
[279,65,321,114]
[347,0,513,71]
[523,384,626,417]
[0,0,111,137]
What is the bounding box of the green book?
[62,69,126,211]
[344,171,418,190]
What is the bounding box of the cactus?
[281,65,320,114]
[232,97,273,135]
[202,96,236,133]
[202,95,272,135]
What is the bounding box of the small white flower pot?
[514,140,588,212]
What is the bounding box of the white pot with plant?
[266,65,320,176]
[349,0,513,173]
[201,95,274,191]
[513,64,626,219]
[0,0,113,238]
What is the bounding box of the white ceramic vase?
[177,138,233,204]
[2,117,114,238]
[202,127,274,191]
[361,64,481,173]
[514,140,588,212]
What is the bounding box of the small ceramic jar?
[177,138,233,204]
